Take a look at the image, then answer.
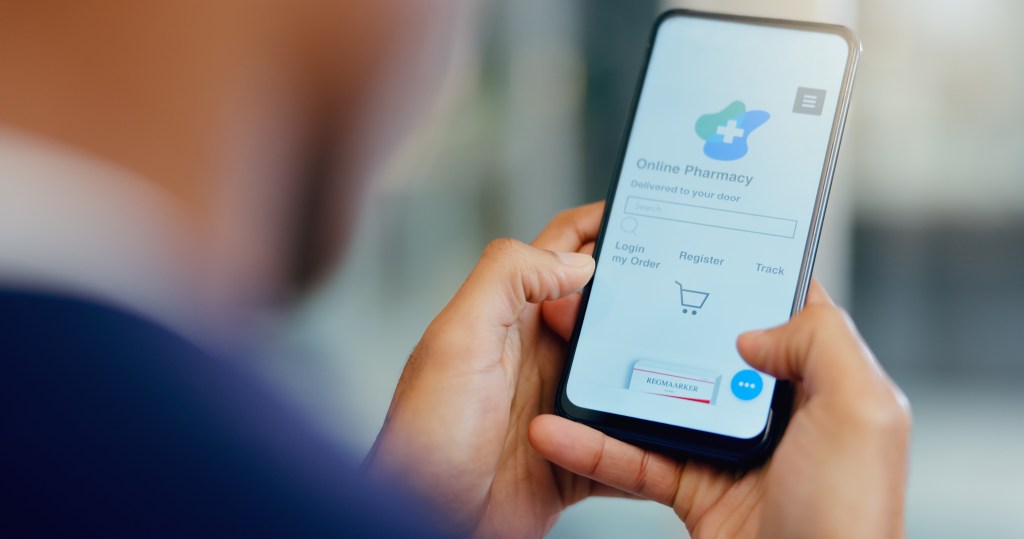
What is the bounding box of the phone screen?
[565,15,855,440]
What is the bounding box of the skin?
[368,202,911,538]
[0,3,910,537]
[0,0,459,315]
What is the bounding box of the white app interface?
[567,17,852,439]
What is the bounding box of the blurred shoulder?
[0,289,452,538]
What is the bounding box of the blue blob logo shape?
[730,369,764,401]
[695,101,770,161]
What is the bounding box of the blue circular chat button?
[730,370,764,401]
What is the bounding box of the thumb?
[444,238,595,328]
[736,303,877,396]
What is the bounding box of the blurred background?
[263,0,1024,536]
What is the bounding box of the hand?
[530,281,912,539]
[366,202,623,537]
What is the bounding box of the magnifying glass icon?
[621,216,638,235]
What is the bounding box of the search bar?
[623,196,798,239]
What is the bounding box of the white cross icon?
[716,120,745,144]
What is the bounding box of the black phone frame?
[556,9,862,468]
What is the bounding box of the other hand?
[530,281,912,539]
[366,202,624,537]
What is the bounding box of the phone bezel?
[556,9,862,467]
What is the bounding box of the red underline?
[650,392,712,404]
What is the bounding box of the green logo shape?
[695,101,747,141]
[694,101,770,161]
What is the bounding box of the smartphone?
[556,10,861,466]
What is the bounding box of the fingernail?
[556,251,594,267]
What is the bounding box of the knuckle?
[521,259,564,302]
[632,451,652,495]
[879,402,913,436]
[844,388,912,435]
[553,207,576,225]
[889,386,914,429]
[483,237,526,258]
[520,267,543,299]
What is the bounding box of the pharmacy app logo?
[695,101,770,161]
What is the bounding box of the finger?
[529,414,683,507]
[539,241,595,341]
[589,483,643,500]
[736,302,876,395]
[444,239,595,328]
[541,292,581,341]
[532,202,605,252]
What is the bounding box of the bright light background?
[263,1,1024,537]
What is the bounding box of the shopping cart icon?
[675,281,709,315]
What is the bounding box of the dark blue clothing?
[0,290,443,538]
